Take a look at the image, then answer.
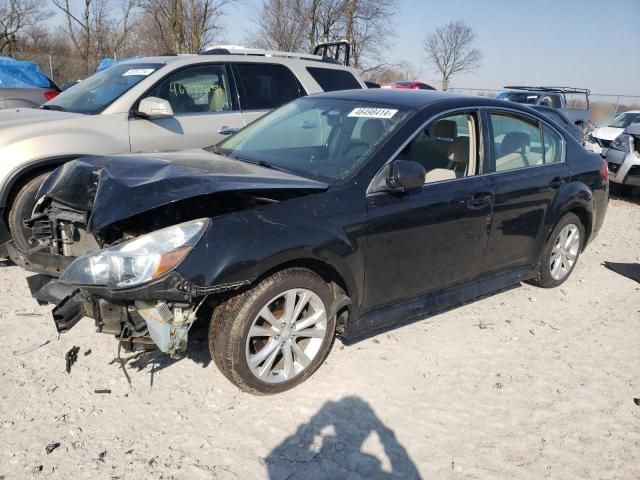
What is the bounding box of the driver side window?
[145,64,233,115]
[396,112,479,184]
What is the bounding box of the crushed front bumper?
[606,148,640,187]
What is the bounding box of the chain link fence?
[17,53,104,88]
[448,87,640,123]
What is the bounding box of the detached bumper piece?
[7,241,73,277]
[27,274,92,333]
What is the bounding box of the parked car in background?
[605,124,640,195]
[0,46,365,254]
[585,110,640,155]
[0,56,60,109]
[380,81,436,90]
[530,105,584,144]
[497,86,590,129]
[9,90,608,394]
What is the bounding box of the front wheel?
[209,268,336,395]
[532,213,584,288]
[7,172,51,251]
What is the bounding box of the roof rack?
[504,86,590,96]
[199,44,341,64]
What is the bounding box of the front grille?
[608,162,620,173]
[628,165,640,177]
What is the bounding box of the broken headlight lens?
[61,218,210,288]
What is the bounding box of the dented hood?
[38,149,328,233]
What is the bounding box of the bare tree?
[52,0,138,73]
[140,0,235,53]
[250,0,397,71]
[423,20,482,90]
[0,0,47,54]
[364,60,423,84]
[251,0,306,51]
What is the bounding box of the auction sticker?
[348,107,398,119]
[122,68,155,77]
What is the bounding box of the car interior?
[148,69,231,114]
[396,113,477,183]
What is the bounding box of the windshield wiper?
[40,105,66,111]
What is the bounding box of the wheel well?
[2,160,67,222]
[258,258,349,299]
[568,207,592,249]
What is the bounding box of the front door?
[482,110,570,274]
[364,111,494,312]
[129,63,244,152]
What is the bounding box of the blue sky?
[221,0,640,95]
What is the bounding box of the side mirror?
[136,97,174,118]
[386,160,426,192]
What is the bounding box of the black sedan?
[10,89,609,394]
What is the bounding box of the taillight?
[600,159,608,182]
[43,90,60,101]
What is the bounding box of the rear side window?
[306,67,362,92]
[234,63,305,110]
[491,113,543,171]
[542,124,563,164]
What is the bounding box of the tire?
[7,172,51,251]
[209,268,336,395]
[532,213,585,288]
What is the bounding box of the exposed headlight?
[611,134,631,153]
[62,218,209,288]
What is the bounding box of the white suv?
[0,47,365,252]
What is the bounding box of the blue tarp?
[96,57,142,72]
[0,56,51,88]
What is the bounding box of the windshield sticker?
[122,68,155,77]
[348,108,398,119]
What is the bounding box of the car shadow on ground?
[265,396,421,479]
[610,189,640,206]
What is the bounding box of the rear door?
[232,63,307,126]
[129,63,243,152]
[482,109,570,274]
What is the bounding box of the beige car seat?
[209,82,228,112]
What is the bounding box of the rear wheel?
[7,172,51,251]
[209,268,336,395]
[532,213,584,288]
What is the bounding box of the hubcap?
[550,224,580,280]
[245,288,328,384]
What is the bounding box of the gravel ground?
[0,197,639,480]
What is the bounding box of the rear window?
[306,67,362,92]
[234,63,306,110]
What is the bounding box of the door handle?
[466,191,493,209]
[218,126,239,135]
[549,177,565,189]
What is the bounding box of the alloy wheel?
[549,223,580,281]
[245,288,328,383]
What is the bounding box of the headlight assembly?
[61,218,209,288]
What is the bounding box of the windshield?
[610,112,640,128]
[215,98,413,183]
[43,62,164,114]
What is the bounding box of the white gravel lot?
[0,197,639,480]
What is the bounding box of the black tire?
[532,213,585,288]
[610,182,632,197]
[209,268,336,395]
[7,172,51,251]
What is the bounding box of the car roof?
[307,88,526,110]
[117,54,353,70]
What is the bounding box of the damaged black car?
[8,90,609,394]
